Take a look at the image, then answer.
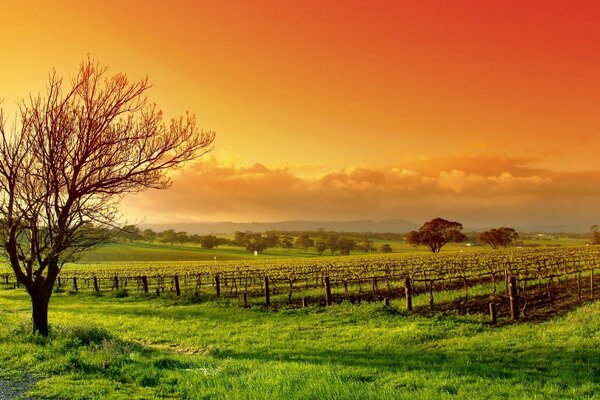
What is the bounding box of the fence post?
[141,276,148,293]
[215,274,221,297]
[383,297,390,306]
[405,277,413,311]
[174,275,181,296]
[429,280,434,310]
[489,303,497,324]
[302,297,308,308]
[113,275,119,290]
[509,276,519,320]
[324,276,333,306]
[73,277,78,292]
[591,269,595,300]
[93,276,99,292]
[264,276,271,306]
[243,291,249,308]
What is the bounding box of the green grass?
[76,242,332,262]
[77,237,590,263]
[0,288,599,399]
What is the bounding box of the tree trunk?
[31,291,51,336]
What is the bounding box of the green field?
[0,288,598,399]
[1,240,598,399]
[65,237,591,263]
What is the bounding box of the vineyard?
[3,246,599,322]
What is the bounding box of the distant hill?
[140,219,420,234]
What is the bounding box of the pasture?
[0,241,598,399]
[0,288,599,399]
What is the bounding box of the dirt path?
[0,377,38,400]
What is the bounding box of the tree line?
[114,226,394,255]
[116,219,528,255]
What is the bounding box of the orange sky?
[2,1,600,227]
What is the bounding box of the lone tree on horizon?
[0,59,215,335]
[406,217,467,253]
[479,227,518,249]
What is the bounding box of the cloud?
[120,154,600,226]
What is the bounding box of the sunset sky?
[2,1,600,228]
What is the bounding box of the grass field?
[70,236,590,263]
[0,288,599,399]
[1,239,597,399]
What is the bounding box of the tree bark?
[30,290,51,336]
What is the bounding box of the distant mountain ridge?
[140,219,420,234]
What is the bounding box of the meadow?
[0,287,599,399]
[0,239,598,399]
[63,235,590,263]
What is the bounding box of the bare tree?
[0,59,215,335]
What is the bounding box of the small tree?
[0,59,214,335]
[294,233,314,251]
[406,218,467,253]
[280,235,294,252]
[590,225,600,245]
[245,234,269,253]
[338,237,357,255]
[327,234,340,255]
[314,239,327,255]
[142,228,157,243]
[159,229,178,246]
[357,237,375,253]
[175,231,189,246]
[479,227,518,249]
[380,243,393,253]
[118,225,142,242]
[199,234,227,249]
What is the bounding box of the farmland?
[1,242,599,399]
[0,282,599,399]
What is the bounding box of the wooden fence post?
[93,276,99,292]
[429,280,434,310]
[141,276,148,293]
[509,276,519,320]
[264,276,271,306]
[489,303,497,324]
[243,291,249,308]
[591,269,595,300]
[113,275,119,290]
[405,277,413,311]
[324,276,332,306]
[302,297,308,308]
[215,274,221,297]
[383,297,390,306]
[73,277,78,292]
[174,275,181,296]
